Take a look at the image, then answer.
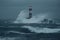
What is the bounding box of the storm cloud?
[0,0,60,21]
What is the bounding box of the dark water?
[0,37,59,40]
[0,26,60,40]
[0,36,60,40]
[0,33,60,40]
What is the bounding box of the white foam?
[14,10,47,23]
[22,26,60,33]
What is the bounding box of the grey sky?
[0,0,60,21]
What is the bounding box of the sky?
[0,0,60,21]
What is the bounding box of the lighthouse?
[26,6,32,19]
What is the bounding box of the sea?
[0,26,60,40]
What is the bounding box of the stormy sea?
[0,6,60,40]
[0,25,60,40]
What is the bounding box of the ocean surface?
[0,26,60,40]
[0,37,59,40]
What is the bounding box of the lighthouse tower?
[26,6,32,19]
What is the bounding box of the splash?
[14,10,60,33]
[14,10,47,23]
